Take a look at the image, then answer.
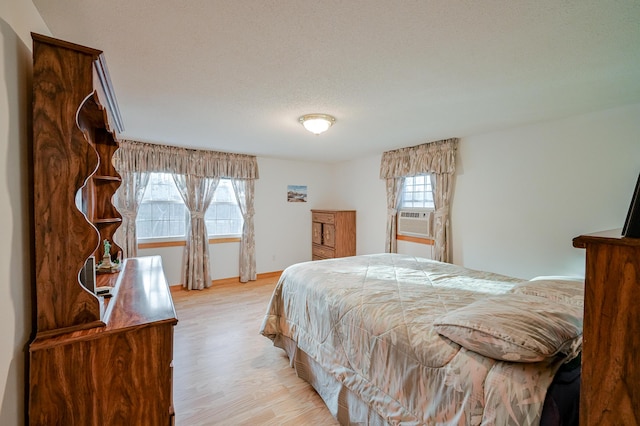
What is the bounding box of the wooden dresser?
[312,210,356,260]
[573,229,640,426]
[29,257,177,425]
[29,33,177,425]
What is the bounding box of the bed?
[259,254,583,425]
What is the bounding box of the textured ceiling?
[33,0,640,163]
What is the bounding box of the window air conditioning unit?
[397,209,434,239]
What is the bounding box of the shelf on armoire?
[93,175,121,182]
[94,217,122,224]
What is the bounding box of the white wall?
[138,243,243,285]
[0,2,49,424]
[331,155,387,254]
[255,157,340,271]
[453,103,640,279]
[334,103,640,280]
[397,240,435,259]
[132,101,640,282]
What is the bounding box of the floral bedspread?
[260,254,582,425]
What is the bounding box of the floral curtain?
[172,174,220,290]
[231,179,256,282]
[380,138,458,262]
[430,173,455,262]
[113,170,150,259]
[113,140,258,178]
[113,139,259,288]
[383,177,404,253]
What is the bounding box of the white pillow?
[529,275,584,282]
[511,279,584,307]
[433,293,583,362]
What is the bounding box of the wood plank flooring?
[171,277,338,426]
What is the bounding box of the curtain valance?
[114,140,259,179]
[379,138,458,179]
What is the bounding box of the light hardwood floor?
[171,277,339,426]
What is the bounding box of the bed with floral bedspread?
[260,254,583,425]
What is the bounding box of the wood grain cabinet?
[573,229,640,426]
[29,33,177,425]
[311,210,356,260]
[29,257,177,425]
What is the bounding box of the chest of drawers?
[311,210,356,260]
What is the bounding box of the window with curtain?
[400,175,434,209]
[205,179,243,235]
[136,172,243,240]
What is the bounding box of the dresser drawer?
[312,212,335,224]
[312,244,335,259]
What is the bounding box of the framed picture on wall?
[287,185,307,202]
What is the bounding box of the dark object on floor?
[540,354,581,426]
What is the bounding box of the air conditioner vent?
[397,209,434,238]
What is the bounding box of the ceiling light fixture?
[299,114,336,135]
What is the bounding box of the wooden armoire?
[28,33,177,425]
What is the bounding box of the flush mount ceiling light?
[299,114,336,135]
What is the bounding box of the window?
[205,180,243,235]
[136,173,243,240]
[137,173,187,239]
[400,175,434,209]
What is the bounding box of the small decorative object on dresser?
[311,209,356,260]
[100,239,113,268]
[96,239,121,273]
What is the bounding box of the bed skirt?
[274,334,580,426]
[275,334,387,425]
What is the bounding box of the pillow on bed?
[529,275,584,282]
[433,293,582,362]
[510,278,584,307]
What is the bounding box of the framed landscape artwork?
[287,185,307,202]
